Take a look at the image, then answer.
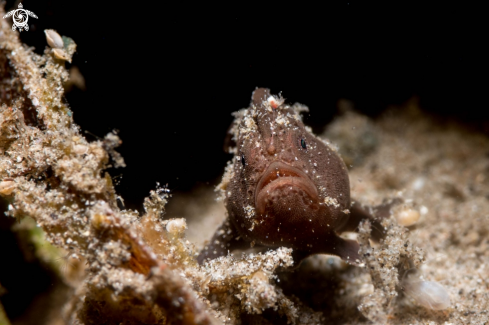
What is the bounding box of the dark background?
[4,0,488,210]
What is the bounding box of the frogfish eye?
[301,139,307,149]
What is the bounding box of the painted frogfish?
[198,88,387,266]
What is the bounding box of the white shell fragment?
[73,144,89,155]
[396,207,420,226]
[403,277,451,310]
[44,29,64,49]
[0,180,16,196]
[52,48,71,62]
[166,218,187,235]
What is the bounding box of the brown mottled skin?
[198,88,389,266]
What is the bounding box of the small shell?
[73,144,89,155]
[402,272,451,310]
[44,29,64,49]
[166,218,187,235]
[396,207,420,226]
[0,180,16,196]
[52,48,71,62]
